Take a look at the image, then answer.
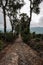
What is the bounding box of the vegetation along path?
[0,35,43,65]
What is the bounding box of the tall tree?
[19,0,43,42]
[0,0,8,34]
[7,0,24,33]
[29,0,43,32]
[20,13,29,31]
[20,13,30,42]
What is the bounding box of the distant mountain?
[0,27,43,34]
[0,28,11,32]
[30,27,43,34]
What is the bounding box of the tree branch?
[5,0,8,7]
[29,0,33,23]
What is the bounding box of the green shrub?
[5,32,18,42]
[35,38,41,42]
[36,34,41,38]
[22,34,28,42]
[0,40,4,50]
[33,43,43,51]
[5,32,14,42]
[32,32,36,38]
[15,32,19,38]
[0,32,4,40]
[0,31,18,42]
[21,30,30,43]
[41,34,43,40]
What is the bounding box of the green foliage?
[20,13,30,43]
[7,0,24,34]
[15,24,19,35]
[5,32,19,42]
[41,34,43,40]
[0,32,2,40]
[36,34,42,38]
[32,32,36,38]
[35,38,41,42]
[0,32,4,40]
[21,29,30,43]
[33,0,40,14]
[0,31,18,42]
[33,43,43,51]
[32,34,42,42]
[30,0,43,14]
[29,40,43,51]
[5,32,13,42]
[0,40,4,50]
[31,33,43,41]
[22,34,30,43]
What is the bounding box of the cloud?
[20,0,30,16]
[20,0,43,27]
[39,2,43,15]
[38,16,43,27]
[0,0,43,29]
[6,16,11,29]
[0,12,11,29]
[0,13,4,24]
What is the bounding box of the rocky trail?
[0,35,43,65]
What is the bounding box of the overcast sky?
[0,0,43,29]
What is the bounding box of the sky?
[0,0,43,30]
[20,0,43,27]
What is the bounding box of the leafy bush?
[0,31,18,42]
[33,43,43,51]
[0,32,4,40]
[32,34,43,40]
[36,34,41,38]
[35,38,41,42]
[41,34,43,40]
[21,29,30,43]
[5,32,18,42]
[5,32,14,42]
[0,40,4,50]
[22,34,28,42]
[32,32,36,38]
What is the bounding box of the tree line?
[0,0,43,41]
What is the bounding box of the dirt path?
[0,35,43,65]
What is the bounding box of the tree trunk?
[11,25,13,37]
[29,0,33,33]
[28,0,33,41]
[3,6,6,34]
[9,16,13,33]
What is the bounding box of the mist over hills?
[30,27,43,34]
[0,27,43,34]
